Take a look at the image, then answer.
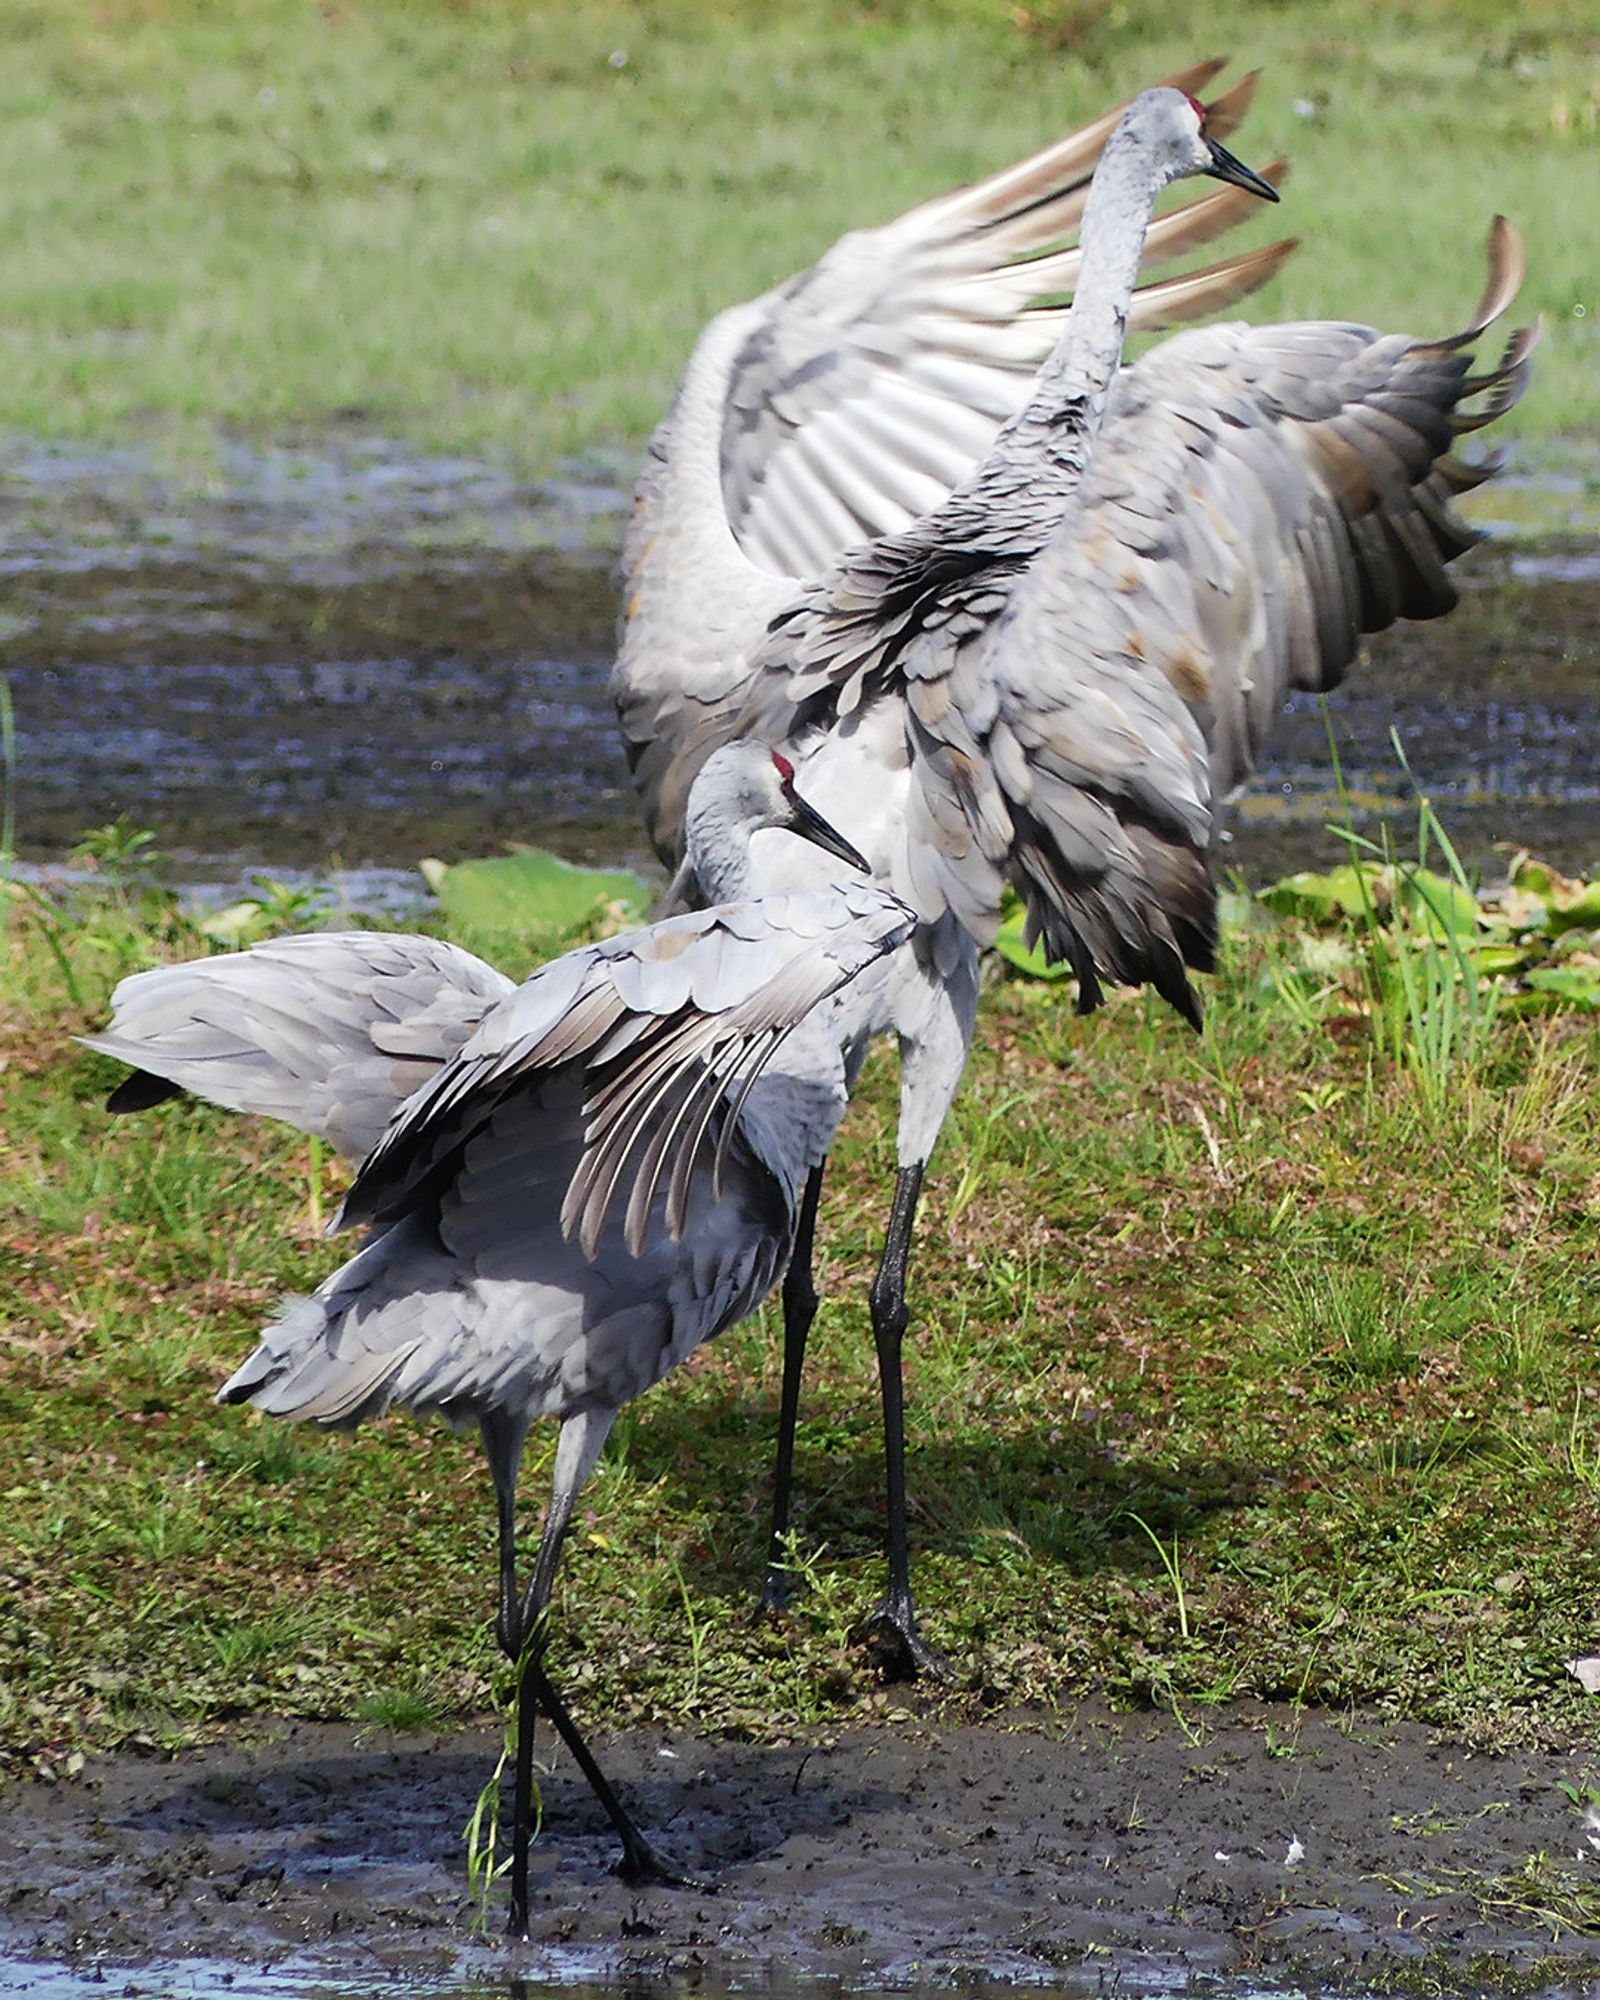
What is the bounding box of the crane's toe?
[856,1599,956,1684]
[615,1833,712,1893]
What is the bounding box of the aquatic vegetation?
[1261,850,1600,1017]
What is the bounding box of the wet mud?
[4,1704,1600,1991]
[1,440,1596,894]
[0,439,641,884]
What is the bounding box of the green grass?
[0,0,1591,486]
[3,867,1599,1780]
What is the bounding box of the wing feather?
[615,67,1292,864]
[730,223,1531,1022]
[339,890,916,1259]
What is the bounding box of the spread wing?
[81,932,516,1163]
[909,220,1534,1020]
[718,64,1290,578]
[736,222,1534,1026]
[614,61,1292,864]
[340,884,915,1259]
[1052,216,1536,802]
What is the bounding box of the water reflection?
[0,1962,1390,2000]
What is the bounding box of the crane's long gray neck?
[683,785,756,906]
[1014,111,1175,439]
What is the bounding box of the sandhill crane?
[85,741,915,1933]
[623,85,1533,1669]
[613,64,1292,1674]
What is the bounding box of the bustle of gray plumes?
[86,748,916,1471]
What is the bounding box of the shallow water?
[5,1711,1597,2000]
[1,438,1596,895]
[0,1969,1394,2000]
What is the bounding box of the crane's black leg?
[760,1162,825,1615]
[506,1620,541,1938]
[486,1410,699,1936]
[857,1163,952,1682]
[519,1652,704,1889]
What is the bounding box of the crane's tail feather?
[216,1223,428,1428]
[1011,808,1215,1031]
[80,932,514,1164]
[102,1065,186,1114]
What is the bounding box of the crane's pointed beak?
[787,791,871,873]
[1204,138,1280,202]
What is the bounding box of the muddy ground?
[4,1704,1600,1991]
[4,439,1598,893]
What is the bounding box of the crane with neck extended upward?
[635,85,1533,1673]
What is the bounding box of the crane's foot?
[856,1596,955,1684]
[616,1832,711,1892]
[755,1566,794,1620]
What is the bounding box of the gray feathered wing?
[615,61,1293,864]
[81,932,516,1162]
[340,884,916,1261]
[737,221,1535,1025]
[715,62,1291,580]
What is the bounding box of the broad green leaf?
[1396,868,1481,939]
[1509,854,1557,897]
[200,901,269,943]
[1258,864,1379,923]
[421,846,650,942]
[1469,943,1533,976]
[1522,965,1600,1010]
[1546,880,1600,936]
[993,893,1074,982]
[1503,856,1600,936]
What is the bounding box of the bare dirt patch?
[3,1704,1600,1990]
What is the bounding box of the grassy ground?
[3,860,1599,1784]
[0,0,1591,484]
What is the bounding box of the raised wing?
[914,221,1534,1018]
[615,62,1292,865]
[735,222,1533,1026]
[1060,217,1535,799]
[82,932,515,1162]
[340,883,915,1259]
[718,64,1289,579]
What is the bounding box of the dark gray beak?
[787,790,871,873]
[1204,137,1280,203]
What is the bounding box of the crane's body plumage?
[608,79,1531,1667]
[87,744,916,1909]
[90,870,914,1447]
[216,887,909,1442]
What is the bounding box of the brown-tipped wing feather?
[718,65,1292,581]
[1017,215,1534,807]
[732,220,1533,1022]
